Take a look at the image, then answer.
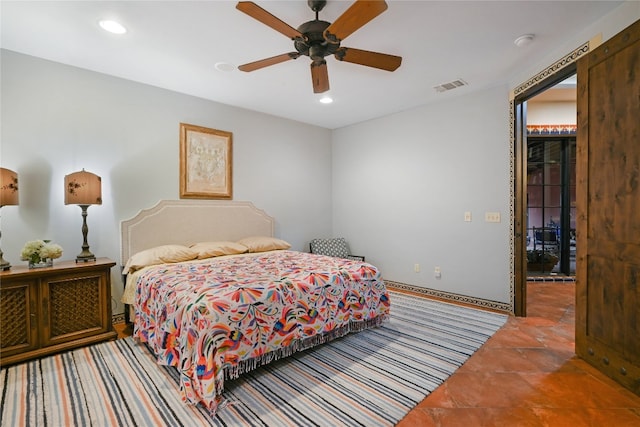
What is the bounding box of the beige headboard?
[120,200,274,264]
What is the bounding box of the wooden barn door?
[575,19,640,396]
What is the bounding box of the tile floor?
[115,282,640,426]
[397,282,640,426]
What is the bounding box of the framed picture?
[179,123,232,199]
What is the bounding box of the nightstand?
[0,257,117,367]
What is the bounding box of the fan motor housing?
[295,20,339,61]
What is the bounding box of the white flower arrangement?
[20,240,63,264]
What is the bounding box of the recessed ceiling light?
[514,34,534,47]
[319,96,333,104]
[99,20,127,35]
[214,62,235,72]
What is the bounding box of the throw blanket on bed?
[133,250,390,414]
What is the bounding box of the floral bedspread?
[133,250,390,413]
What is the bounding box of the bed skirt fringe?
[223,315,387,384]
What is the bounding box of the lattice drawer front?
[49,276,101,337]
[1,287,29,348]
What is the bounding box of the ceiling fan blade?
[238,52,300,72]
[310,61,330,93]
[334,47,401,71]
[236,1,305,41]
[323,0,388,44]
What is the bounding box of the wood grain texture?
[576,18,640,396]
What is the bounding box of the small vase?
[28,258,53,269]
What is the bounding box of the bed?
[120,200,390,414]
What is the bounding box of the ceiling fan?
[236,0,402,94]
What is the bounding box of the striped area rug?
[0,292,507,427]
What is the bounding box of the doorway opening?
[523,72,577,279]
[525,135,576,277]
[512,46,586,316]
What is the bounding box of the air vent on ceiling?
[433,79,468,93]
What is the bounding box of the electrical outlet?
[414,263,420,273]
[464,211,472,222]
[485,212,501,223]
[434,266,441,278]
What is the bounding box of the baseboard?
[385,280,512,314]
[112,313,125,325]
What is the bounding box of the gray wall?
[332,86,512,303]
[1,50,332,314]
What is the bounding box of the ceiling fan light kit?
[236,0,402,94]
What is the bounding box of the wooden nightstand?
[0,257,117,367]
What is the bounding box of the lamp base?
[0,248,11,271]
[75,204,96,263]
[76,253,97,263]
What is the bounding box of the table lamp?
[0,167,19,270]
[64,169,102,262]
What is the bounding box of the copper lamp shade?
[65,169,102,262]
[64,169,102,206]
[0,167,19,270]
[0,167,19,207]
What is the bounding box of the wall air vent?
[433,79,468,93]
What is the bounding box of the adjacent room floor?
[116,282,640,426]
[397,282,640,426]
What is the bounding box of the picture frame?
[179,123,232,199]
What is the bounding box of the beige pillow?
[123,244,198,274]
[189,241,248,259]
[236,236,291,253]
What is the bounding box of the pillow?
[189,241,248,259]
[123,244,198,274]
[236,236,291,253]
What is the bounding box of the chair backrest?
[309,237,350,258]
[534,228,558,243]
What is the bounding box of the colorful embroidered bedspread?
[133,250,390,413]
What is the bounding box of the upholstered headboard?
[120,200,274,264]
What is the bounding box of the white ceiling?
[0,1,621,129]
